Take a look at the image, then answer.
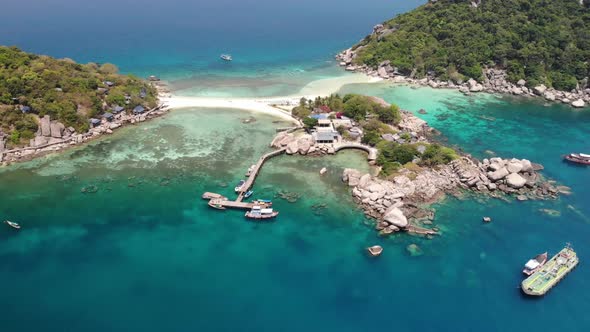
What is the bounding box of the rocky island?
[272,94,563,236]
[337,0,590,108]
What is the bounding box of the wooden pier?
[236,148,286,202]
[203,147,286,210]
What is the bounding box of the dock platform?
[203,148,285,213]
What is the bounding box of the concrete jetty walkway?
[236,148,286,202]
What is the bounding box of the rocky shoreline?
[336,45,589,109]
[0,89,170,166]
[337,111,565,236]
[270,108,565,237]
[342,154,565,236]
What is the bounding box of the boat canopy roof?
[261,208,274,214]
[580,153,590,158]
[525,259,541,270]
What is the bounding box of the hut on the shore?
[102,112,114,121]
[133,105,145,115]
[89,118,101,127]
[112,105,125,114]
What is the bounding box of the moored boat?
[245,164,256,177]
[564,153,590,165]
[523,252,548,276]
[207,199,226,210]
[234,180,246,192]
[245,206,278,220]
[521,244,578,296]
[253,199,272,206]
[220,54,233,61]
[4,220,21,230]
[244,190,253,198]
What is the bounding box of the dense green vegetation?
[292,94,401,124]
[0,46,157,147]
[354,0,590,90]
[291,93,457,177]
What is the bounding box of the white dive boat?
[522,252,548,276]
[220,54,233,61]
[234,180,246,192]
[4,220,21,230]
[245,206,278,220]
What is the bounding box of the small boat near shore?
[253,199,272,206]
[234,180,245,192]
[367,245,383,257]
[245,164,256,177]
[244,190,253,198]
[564,153,590,165]
[245,206,278,220]
[523,252,548,276]
[4,220,21,230]
[207,199,227,210]
[220,54,233,61]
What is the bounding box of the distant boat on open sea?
[220,54,233,61]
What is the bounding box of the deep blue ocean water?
[2,1,590,331]
[0,0,423,96]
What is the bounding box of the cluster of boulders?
[453,157,562,199]
[342,166,456,235]
[336,48,589,108]
[341,154,560,236]
[271,131,336,155]
[31,115,72,147]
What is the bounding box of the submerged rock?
[539,208,561,217]
[406,243,423,256]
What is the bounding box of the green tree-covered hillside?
[353,0,590,90]
[0,46,157,147]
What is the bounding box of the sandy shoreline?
[161,73,383,123]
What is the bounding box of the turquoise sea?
[2,0,590,331]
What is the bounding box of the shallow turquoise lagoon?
[1,96,590,331]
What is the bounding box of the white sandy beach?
[160,73,382,123]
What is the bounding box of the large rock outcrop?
[383,206,408,228]
[50,122,65,138]
[506,173,527,189]
[40,115,51,137]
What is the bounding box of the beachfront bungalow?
[133,105,145,115]
[313,128,339,144]
[104,81,115,87]
[97,87,109,95]
[102,112,114,122]
[140,88,147,99]
[20,106,31,113]
[312,120,340,144]
[112,105,125,114]
[148,75,160,81]
[89,118,101,127]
